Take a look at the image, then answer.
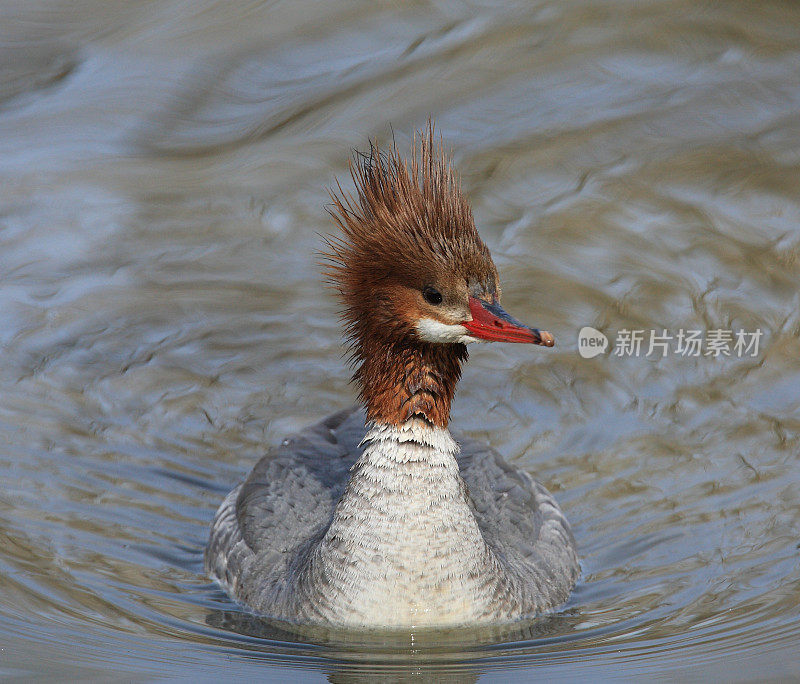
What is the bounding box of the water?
[1,0,799,679]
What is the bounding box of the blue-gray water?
[1,1,799,680]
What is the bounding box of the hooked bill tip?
[537,330,555,347]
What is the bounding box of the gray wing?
[457,436,579,610]
[204,406,365,598]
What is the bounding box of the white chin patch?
[415,318,481,344]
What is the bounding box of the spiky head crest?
[323,122,499,426]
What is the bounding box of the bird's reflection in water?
[207,606,579,681]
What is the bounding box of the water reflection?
[206,607,580,655]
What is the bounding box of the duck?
[205,124,579,628]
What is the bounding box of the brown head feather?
[323,122,499,427]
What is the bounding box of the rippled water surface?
[2,0,799,679]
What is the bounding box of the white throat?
[359,420,460,462]
[415,317,481,344]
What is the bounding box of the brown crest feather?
[322,121,498,427]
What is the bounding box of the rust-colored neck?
[354,336,467,428]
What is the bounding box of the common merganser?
[205,124,579,628]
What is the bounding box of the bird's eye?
[422,286,443,305]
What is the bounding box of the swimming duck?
[205,125,578,628]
